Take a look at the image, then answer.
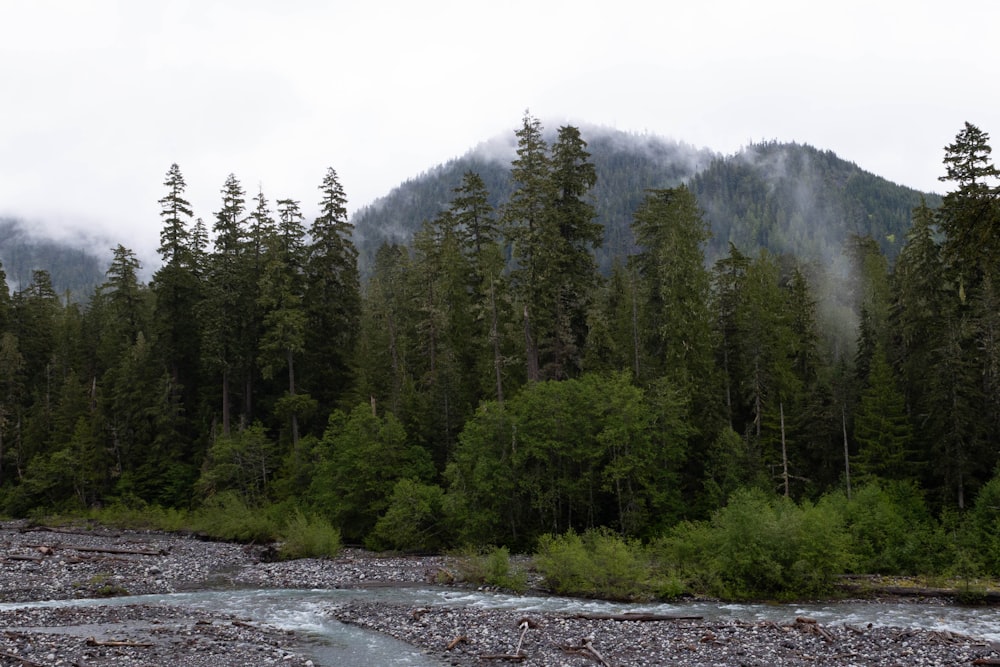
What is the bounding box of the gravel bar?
[2,520,999,666]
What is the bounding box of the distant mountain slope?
[689,141,939,265]
[350,127,939,276]
[351,128,716,275]
[0,218,106,298]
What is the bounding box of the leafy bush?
[87,500,189,533]
[450,545,528,593]
[534,528,671,601]
[962,473,1000,576]
[191,491,279,543]
[279,510,342,559]
[366,479,450,552]
[658,488,853,599]
[828,481,950,575]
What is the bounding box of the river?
[2,586,998,665]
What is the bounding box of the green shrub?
[191,491,279,543]
[454,545,528,593]
[534,528,666,601]
[658,488,853,599]
[86,499,189,533]
[366,479,449,552]
[279,510,342,559]
[962,474,1000,576]
[831,481,948,575]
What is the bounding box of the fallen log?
[0,649,45,666]
[6,554,44,562]
[23,543,166,557]
[569,612,702,622]
[67,544,167,557]
[583,638,612,667]
[480,654,526,662]
[85,637,154,647]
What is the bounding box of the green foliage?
[190,491,279,543]
[367,479,449,552]
[307,403,433,542]
[278,509,342,560]
[534,529,674,601]
[447,372,688,546]
[196,423,278,506]
[449,545,528,593]
[828,481,949,575]
[962,473,1000,575]
[659,488,853,599]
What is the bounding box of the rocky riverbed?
[1,520,999,666]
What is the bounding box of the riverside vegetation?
[2,119,1000,604]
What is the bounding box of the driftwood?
[583,638,612,666]
[972,659,1000,666]
[65,544,166,557]
[569,611,702,622]
[85,637,154,647]
[794,616,834,642]
[558,638,613,666]
[6,554,44,563]
[19,525,120,538]
[0,649,45,666]
[445,635,467,650]
[23,543,165,557]
[480,654,526,662]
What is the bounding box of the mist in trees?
[1,120,999,576]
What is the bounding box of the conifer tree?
[304,168,361,413]
[502,112,553,382]
[632,186,715,388]
[852,345,915,482]
[201,174,247,436]
[258,198,313,446]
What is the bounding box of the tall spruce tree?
[544,125,602,379]
[502,112,553,382]
[200,174,247,436]
[304,168,361,413]
[258,198,312,446]
[151,163,202,415]
[632,186,715,388]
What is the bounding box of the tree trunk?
[842,405,852,500]
[630,269,641,382]
[780,401,790,497]
[524,305,539,383]
[490,278,504,405]
[287,348,299,447]
[221,369,231,437]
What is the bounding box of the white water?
[3,587,999,665]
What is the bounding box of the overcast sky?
[1,0,997,261]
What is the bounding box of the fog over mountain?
[0,126,939,299]
[351,126,938,276]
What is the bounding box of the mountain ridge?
[350,126,939,276]
[0,127,942,296]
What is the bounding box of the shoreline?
[2,521,999,666]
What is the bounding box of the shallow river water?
[3,587,999,666]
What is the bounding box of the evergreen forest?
[2,116,1000,596]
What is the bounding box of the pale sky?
[1,0,997,262]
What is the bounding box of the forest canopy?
[1,118,998,586]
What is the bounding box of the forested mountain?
[352,128,938,276]
[0,218,105,298]
[3,118,1000,591]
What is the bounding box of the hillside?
[0,218,106,298]
[350,127,940,276]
